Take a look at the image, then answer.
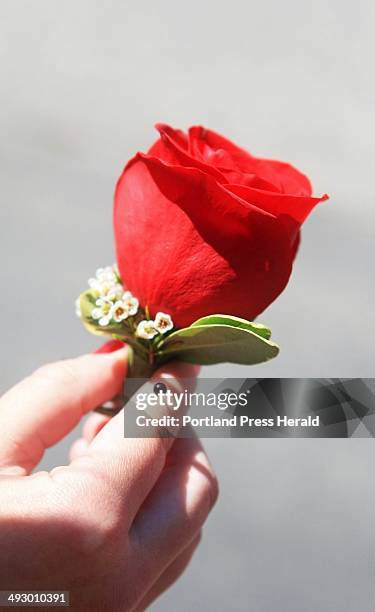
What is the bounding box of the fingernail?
[95,339,125,354]
[105,346,128,363]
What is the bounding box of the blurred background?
[1,1,374,610]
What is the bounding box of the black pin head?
[154,382,168,395]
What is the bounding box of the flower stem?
[95,345,156,416]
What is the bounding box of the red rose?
[114,124,327,328]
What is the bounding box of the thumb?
[0,347,128,473]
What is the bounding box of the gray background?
[1,1,374,610]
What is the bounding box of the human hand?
[0,348,218,610]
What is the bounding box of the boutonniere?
[76,124,328,407]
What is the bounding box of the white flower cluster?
[136,312,174,339]
[87,266,139,327]
[77,266,175,338]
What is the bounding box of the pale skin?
[0,347,218,611]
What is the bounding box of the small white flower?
[89,279,111,296]
[136,319,158,340]
[122,291,139,316]
[110,300,129,323]
[107,283,125,300]
[154,312,174,334]
[75,298,81,318]
[92,297,113,327]
[97,266,117,282]
[88,265,119,296]
[80,265,160,335]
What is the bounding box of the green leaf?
[191,314,272,340]
[157,324,279,366]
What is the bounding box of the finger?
[134,533,201,612]
[129,433,218,587]
[74,361,198,526]
[69,438,89,461]
[82,413,111,442]
[0,348,128,472]
[69,413,110,461]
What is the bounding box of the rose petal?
[114,154,297,328]
[188,125,313,196]
[224,183,328,225]
[146,123,226,183]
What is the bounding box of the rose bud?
[114,123,328,328]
